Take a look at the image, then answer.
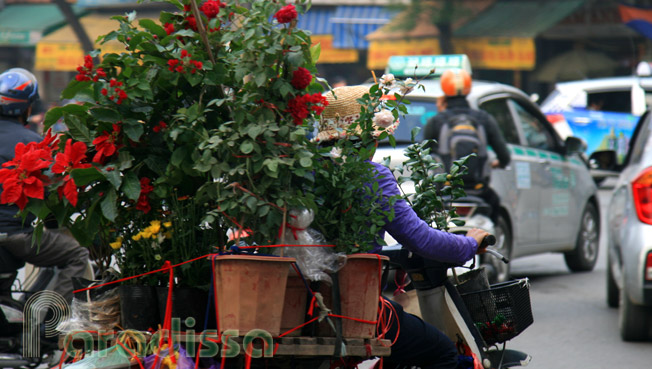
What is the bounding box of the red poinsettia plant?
[0,0,328,286]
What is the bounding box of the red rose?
[186,15,198,31]
[200,0,221,19]
[274,4,297,24]
[291,67,312,90]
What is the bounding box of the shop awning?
[0,4,84,46]
[332,6,396,49]
[454,0,586,38]
[297,7,334,35]
[296,7,359,64]
[35,13,156,71]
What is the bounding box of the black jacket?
[423,95,511,169]
[0,117,43,234]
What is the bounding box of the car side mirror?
[588,150,618,171]
[529,93,539,103]
[564,136,586,155]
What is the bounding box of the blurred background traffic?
[3,0,652,162]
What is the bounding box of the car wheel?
[480,214,511,284]
[619,289,652,341]
[606,254,619,308]
[564,202,599,272]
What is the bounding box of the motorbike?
[0,234,68,369]
[443,193,513,284]
[380,234,532,369]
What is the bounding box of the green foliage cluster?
[390,131,471,232]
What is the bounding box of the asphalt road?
[506,188,652,368]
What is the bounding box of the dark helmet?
[0,68,39,116]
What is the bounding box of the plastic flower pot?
[156,286,215,331]
[119,284,160,331]
[213,254,296,336]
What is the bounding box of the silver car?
[376,79,601,281]
[598,110,652,341]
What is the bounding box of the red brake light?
[546,113,565,124]
[455,206,474,217]
[632,168,652,225]
[646,252,652,281]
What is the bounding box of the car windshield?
[382,99,438,145]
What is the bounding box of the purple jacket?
[370,161,478,265]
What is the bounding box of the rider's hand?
[466,228,490,254]
[491,159,501,168]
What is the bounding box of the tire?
[619,289,652,341]
[480,214,511,284]
[564,202,599,272]
[606,254,619,308]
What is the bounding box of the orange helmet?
[440,69,472,97]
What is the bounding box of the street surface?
[507,187,652,368]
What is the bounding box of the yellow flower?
[109,237,123,250]
[164,231,173,239]
[132,233,142,241]
[146,221,161,235]
[163,221,172,228]
[142,230,153,239]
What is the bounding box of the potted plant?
[0,0,328,334]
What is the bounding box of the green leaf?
[43,105,87,131]
[70,167,106,186]
[246,196,257,212]
[171,147,189,167]
[65,115,93,143]
[61,80,92,100]
[299,157,312,168]
[240,141,254,154]
[122,172,141,201]
[310,43,321,64]
[139,19,166,38]
[90,107,121,123]
[123,121,145,141]
[263,159,278,178]
[100,188,118,222]
[247,125,262,139]
[105,170,122,189]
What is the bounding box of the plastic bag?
[62,344,139,369]
[58,272,121,334]
[275,208,346,284]
[144,345,197,369]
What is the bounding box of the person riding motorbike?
[316,85,490,369]
[0,68,89,304]
[423,69,511,223]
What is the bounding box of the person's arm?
[385,199,479,264]
[372,163,478,264]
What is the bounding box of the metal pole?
[52,0,94,54]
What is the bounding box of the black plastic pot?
[156,286,215,331]
[119,285,161,331]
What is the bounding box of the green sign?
[386,54,472,77]
[0,30,41,46]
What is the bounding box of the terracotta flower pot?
[337,254,388,338]
[213,254,296,336]
[280,267,309,337]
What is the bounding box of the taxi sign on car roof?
[386,54,472,78]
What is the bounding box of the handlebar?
[480,234,510,264]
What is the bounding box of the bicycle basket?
[459,278,533,346]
